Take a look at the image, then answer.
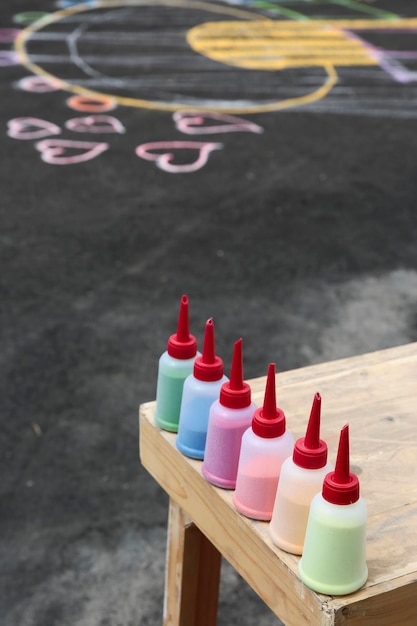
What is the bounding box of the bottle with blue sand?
[154,295,198,432]
[202,338,257,489]
[233,363,294,520]
[176,318,228,459]
[269,392,333,554]
[298,424,368,595]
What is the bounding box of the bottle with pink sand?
[233,363,294,521]
[202,338,257,489]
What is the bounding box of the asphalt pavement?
[1,1,417,625]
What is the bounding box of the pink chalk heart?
[18,75,62,92]
[65,115,126,134]
[35,139,109,165]
[173,111,263,135]
[135,141,222,173]
[7,117,61,140]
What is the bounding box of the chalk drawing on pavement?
[9,1,417,117]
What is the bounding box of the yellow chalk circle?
[187,20,379,70]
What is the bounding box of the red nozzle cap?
[293,393,328,469]
[193,318,224,382]
[167,295,198,360]
[252,363,286,438]
[219,338,251,409]
[322,424,360,505]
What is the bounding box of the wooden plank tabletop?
[139,342,417,625]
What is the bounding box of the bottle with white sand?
[269,392,333,554]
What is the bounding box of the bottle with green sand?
[154,295,199,432]
[298,423,368,595]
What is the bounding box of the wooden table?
[139,342,417,626]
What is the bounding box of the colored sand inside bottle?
[202,412,251,488]
[233,456,281,518]
[271,494,310,552]
[202,338,255,488]
[299,424,368,595]
[298,497,368,594]
[176,317,228,459]
[155,367,192,431]
[155,294,198,432]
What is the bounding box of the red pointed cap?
[193,318,224,382]
[167,295,197,359]
[252,363,286,438]
[322,424,360,505]
[219,338,251,409]
[293,393,328,469]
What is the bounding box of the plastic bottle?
[176,318,228,460]
[154,295,199,432]
[298,424,368,595]
[202,338,257,489]
[233,363,294,520]
[269,392,333,554]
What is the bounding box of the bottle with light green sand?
[298,424,368,596]
[154,295,199,432]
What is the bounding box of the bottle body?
[176,374,229,459]
[298,493,368,595]
[202,400,257,489]
[269,458,333,554]
[233,428,294,520]
[154,351,198,432]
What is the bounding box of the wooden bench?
[139,342,417,625]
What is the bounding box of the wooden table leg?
[163,498,221,626]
